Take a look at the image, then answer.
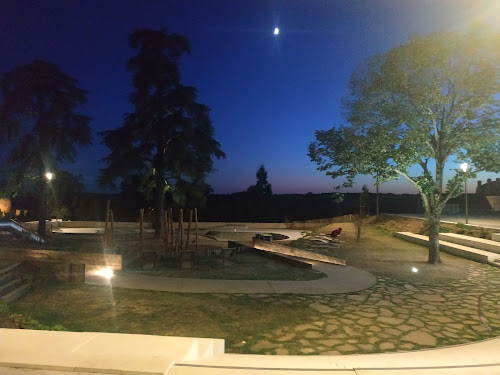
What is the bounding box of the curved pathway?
[85,262,377,294]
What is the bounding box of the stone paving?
[228,262,500,355]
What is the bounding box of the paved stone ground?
[227,262,500,355]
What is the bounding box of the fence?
[292,214,358,227]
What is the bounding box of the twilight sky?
[1,0,499,194]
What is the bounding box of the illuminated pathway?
[86,261,377,294]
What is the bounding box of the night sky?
[1,0,499,194]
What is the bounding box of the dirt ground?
[295,221,471,284]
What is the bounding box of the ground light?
[95,267,114,279]
[411,267,418,273]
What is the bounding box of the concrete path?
[86,261,377,294]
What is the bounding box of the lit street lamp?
[460,163,468,224]
[38,171,54,237]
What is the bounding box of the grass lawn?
[289,222,471,284]
[6,282,315,354]
[123,251,325,280]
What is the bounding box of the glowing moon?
[274,27,279,35]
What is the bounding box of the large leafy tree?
[309,27,500,264]
[99,29,225,235]
[0,60,91,235]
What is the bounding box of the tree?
[245,164,273,221]
[0,60,91,235]
[247,164,273,198]
[309,27,500,264]
[360,184,370,215]
[99,29,225,235]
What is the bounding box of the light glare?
[411,267,418,273]
[95,267,114,279]
[460,163,468,173]
[45,172,53,181]
[274,27,279,35]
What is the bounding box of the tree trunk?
[153,162,165,237]
[38,179,47,237]
[427,211,442,264]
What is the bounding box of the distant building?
[476,178,500,211]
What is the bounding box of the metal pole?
[376,175,380,217]
[465,180,468,224]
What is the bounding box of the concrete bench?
[395,232,500,264]
[0,329,224,374]
[439,233,500,254]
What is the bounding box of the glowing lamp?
[95,267,114,279]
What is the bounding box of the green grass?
[124,252,325,281]
[8,282,314,353]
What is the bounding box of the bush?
[50,205,71,220]
[0,301,65,331]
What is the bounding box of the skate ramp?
[0,219,45,243]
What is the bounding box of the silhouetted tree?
[247,164,272,198]
[310,26,500,263]
[99,29,225,235]
[246,164,273,221]
[0,60,91,235]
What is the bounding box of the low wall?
[0,329,224,374]
[0,249,122,270]
[24,221,288,231]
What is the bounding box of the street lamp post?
[38,171,54,237]
[460,163,468,224]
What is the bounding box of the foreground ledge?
[1,329,500,374]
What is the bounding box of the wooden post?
[174,209,179,253]
[104,200,110,247]
[139,208,144,255]
[179,208,184,249]
[168,207,174,250]
[194,207,198,251]
[186,209,192,249]
[164,210,169,255]
[110,209,114,247]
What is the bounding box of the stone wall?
[0,248,122,270]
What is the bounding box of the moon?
[273,27,279,35]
